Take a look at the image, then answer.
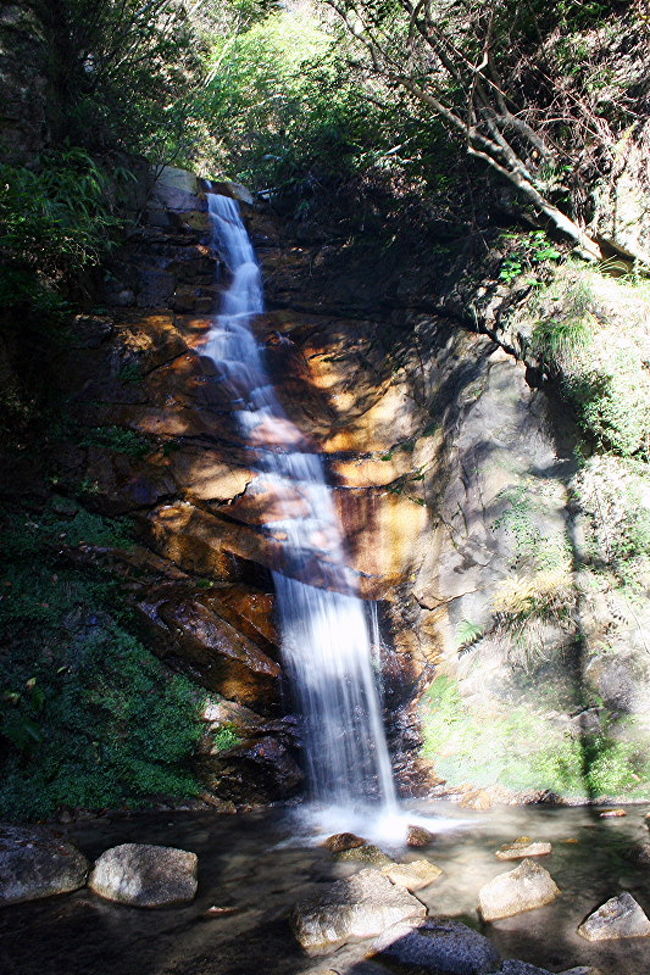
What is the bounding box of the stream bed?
[3,800,650,975]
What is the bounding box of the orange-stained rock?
[144,501,364,595]
[114,310,187,371]
[334,488,428,598]
[169,446,251,503]
[206,585,277,651]
[136,589,281,710]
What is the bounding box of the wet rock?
[323,832,366,853]
[291,868,426,953]
[211,180,254,206]
[89,843,198,907]
[337,844,394,867]
[136,589,281,709]
[495,837,552,861]
[0,825,89,905]
[577,892,650,941]
[407,824,435,848]
[478,858,560,921]
[598,808,626,819]
[558,967,606,975]
[492,963,554,975]
[626,837,650,865]
[460,789,494,811]
[371,917,501,974]
[382,859,443,892]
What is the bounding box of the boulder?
[559,968,605,975]
[407,824,435,848]
[323,832,366,853]
[577,892,650,941]
[495,837,552,861]
[336,844,394,867]
[372,918,501,974]
[0,824,89,905]
[290,868,426,953]
[478,859,560,921]
[89,843,198,907]
[492,964,554,974]
[382,859,443,892]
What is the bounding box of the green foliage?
[0,500,204,821]
[79,426,153,458]
[199,7,390,197]
[498,231,563,284]
[18,0,202,158]
[118,362,145,384]
[491,484,571,572]
[533,316,592,369]
[420,676,650,798]
[572,456,650,590]
[567,353,650,458]
[457,619,484,651]
[212,724,242,751]
[0,149,125,284]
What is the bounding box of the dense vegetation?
[0,499,205,821]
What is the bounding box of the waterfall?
[205,192,398,821]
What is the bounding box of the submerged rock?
[577,891,650,941]
[407,824,435,848]
[323,832,366,853]
[371,917,500,974]
[336,844,394,867]
[495,837,552,861]
[0,824,89,905]
[290,867,426,953]
[382,859,443,891]
[478,858,560,921]
[89,843,198,907]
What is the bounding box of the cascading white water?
[205,192,398,823]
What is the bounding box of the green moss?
[420,676,650,799]
[572,456,650,590]
[79,426,154,458]
[211,725,241,751]
[0,500,205,821]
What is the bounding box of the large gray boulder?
[577,892,650,941]
[478,859,560,921]
[89,843,198,908]
[291,868,426,954]
[372,918,501,974]
[0,824,89,905]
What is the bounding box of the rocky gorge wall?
[53,166,650,809]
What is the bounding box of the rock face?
[577,892,650,942]
[51,162,650,807]
[290,868,426,953]
[89,843,198,908]
[371,918,501,974]
[478,859,560,921]
[0,825,89,905]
